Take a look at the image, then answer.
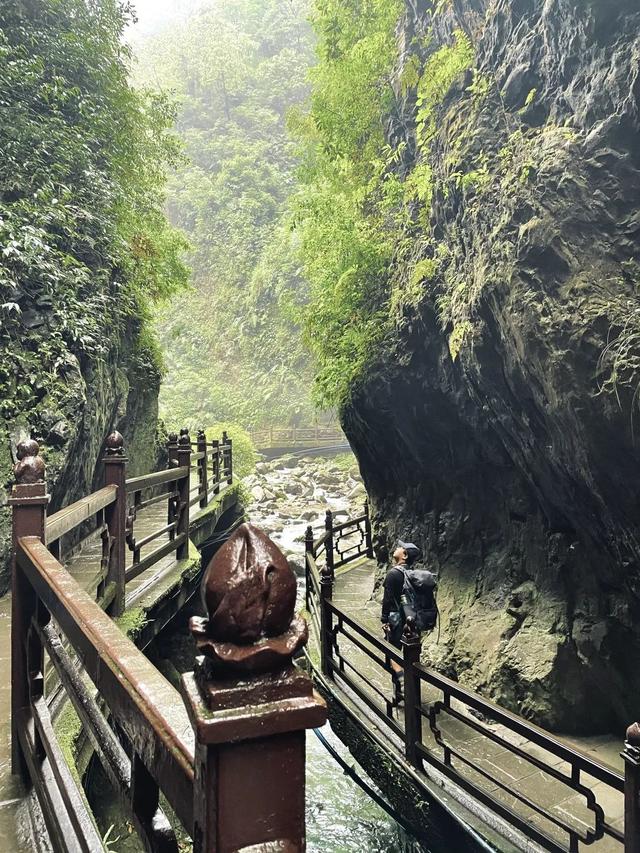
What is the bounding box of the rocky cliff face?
[344,0,640,733]
[0,322,162,594]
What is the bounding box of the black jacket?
[381,565,405,623]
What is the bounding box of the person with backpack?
[381,540,438,706]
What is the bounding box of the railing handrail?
[319,571,628,789]
[313,529,331,554]
[327,599,403,666]
[304,511,628,853]
[9,432,329,853]
[414,661,624,791]
[306,504,373,572]
[17,535,195,832]
[332,513,367,534]
[45,485,117,545]
[249,424,344,447]
[125,465,189,494]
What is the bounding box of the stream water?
[306,722,423,852]
[244,451,428,853]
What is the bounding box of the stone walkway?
[330,560,625,853]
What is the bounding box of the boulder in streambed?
[274,455,299,470]
[285,481,305,496]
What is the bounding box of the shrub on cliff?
[293,5,478,408]
[205,422,257,479]
[0,1,188,424]
[290,0,402,409]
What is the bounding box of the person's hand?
[382,623,390,636]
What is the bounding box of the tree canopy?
[0,0,188,424]
[136,0,318,429]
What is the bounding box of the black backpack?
[400,567,438,632]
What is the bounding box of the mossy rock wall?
[344,0,640,733]
[0,324,162,594]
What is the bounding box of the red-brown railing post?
[166,432,179,526]
[211,438,220,495]
[305,524,314,557]
[320,561,334,678]
[9,439,49,778]
[364,499,374,559]
[325,509,335,574]
[304,524,314,612]
[402,618,423,769]
[624,723,640,853]
[176,431,191,561]
[103,431,127,617]
[184,525,327,853]
[197,429,208,509]
[166,431,179,467]
[222,431,233,485]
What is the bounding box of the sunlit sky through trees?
[127,0,204,40]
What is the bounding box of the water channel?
[7,449,428,851]
[243,450,427,853]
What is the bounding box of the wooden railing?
[250,425,345,449]
[304,509,640,853]
[39,428,233,615]
[9,435,322,853]
[185,428,232,509]
[304,505,374,676]
[15,537,194,851]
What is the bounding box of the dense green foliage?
[135,0,317,430]
[291,0,403,407]
[294,5,479,406]
[205,422,257,478]
[0,0,188,423]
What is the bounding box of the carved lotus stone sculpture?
[14,439,46,484]
[190,523,308,673]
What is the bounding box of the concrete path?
[331,560,624,853]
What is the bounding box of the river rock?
[286,481,305,496]
[250,485,266,502]
[347,485,365,500]
[317,473,342,487]
[274,455,299,470]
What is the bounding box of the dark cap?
[398,540,422,565]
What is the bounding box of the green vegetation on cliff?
[0,0,189,589]
[292,0,403,408]
[295,7,485,406]
[0,0,188,425]
[134,0,317,429]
